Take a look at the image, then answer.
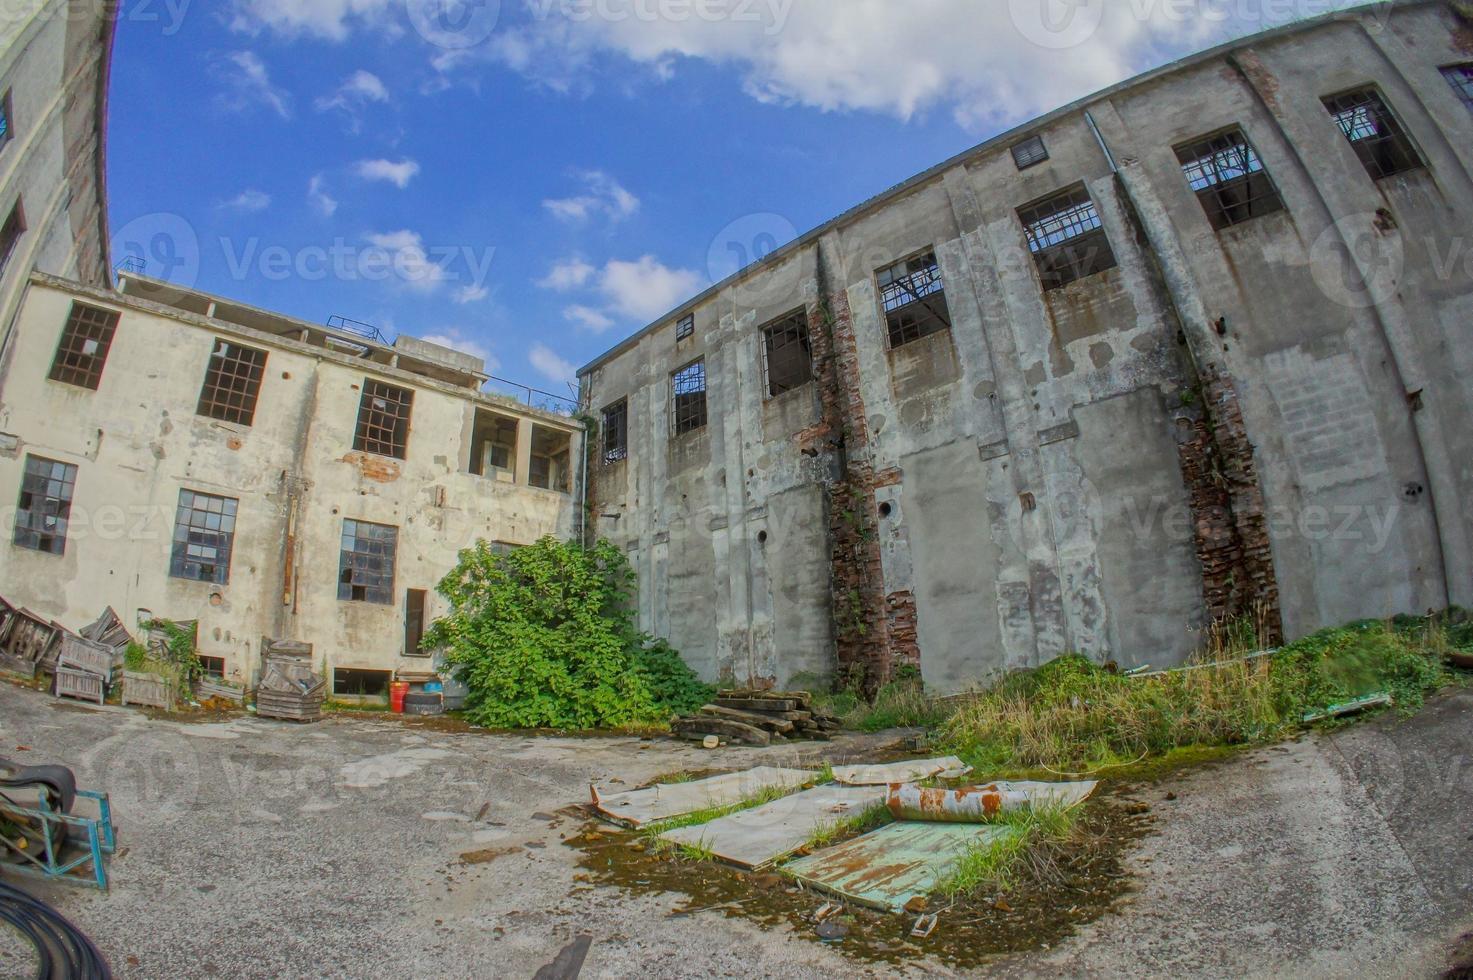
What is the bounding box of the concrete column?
[515,417,533,485]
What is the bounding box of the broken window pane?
[878,252,951,348]
[1011,135,1049,170]
[48,301,119,390]
[338,519,398,605]
[353,378,414,459]
[762,310,813,397]
[1176,129,1285,230]
[169,489,238,585]
[602,399,628,464]
[676,313,695,341]
[1324,88,1424,180]
[196,339,268,426]
[1019,186,1118,290]
[12,454,77,555]
[1442,64,1473,112]
[672,359,708,435]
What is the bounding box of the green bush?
[425,537,708,729]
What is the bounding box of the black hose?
[0,880,110,980]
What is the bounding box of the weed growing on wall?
[425,537,711,729]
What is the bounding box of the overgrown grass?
[640,783,798,842]
[802,801,893,851]
[937,805,1079,899]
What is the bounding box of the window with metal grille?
[1324,88,1423,180]
[1012,135,1049,170]
[762,310,813,397]
[196,339,267,426]
[404,589,429,657]
[1176,129,1285,230]
[12,455,76,556]
[676,313,695,341]
[602,399,628,464]
[1019,186,1118,290]
[338,519,397,604]
[0,91,12,152]
[1442,64,1473,112]
[169,489,238,585]
[48,302,119,390]
[353,379,414,459]
[878,252,952,348]
[672,359,708,435]
[0,198,21,276]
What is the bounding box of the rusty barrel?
[885,783,1015,823]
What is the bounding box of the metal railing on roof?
[483,376,578,416]
[114,255,145,276]
[325,314,390,345]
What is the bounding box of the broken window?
[762,310,813,397]
[1443,64,1473,112]
[338,519,397,605]
[1019,186,1117,290]
[0,91,12,153]
[333,668,391,697]
[1324,88,1424,180]
[0,199,22,276]
[12,455,76,556]
[676,313,695,341]
[469,410,519,478]
[196,338,268,426]
[529,425,572,492]
[197,655,226,679]
[1176,129,1285,230]
[404,589,428,657]
[601,399,628,464]
[169,489,238,585]
[353,379,414,460]
[48,301,119,390]
[671,359,708,435]
[878,252,952,348]
[1011,135,1049,170]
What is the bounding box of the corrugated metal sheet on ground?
[659,785,886,869]
[830,756,971,785]
[783,821,1018,912]
[589,767,815,828]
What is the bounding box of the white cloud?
[364,230,449,293]
[219,189,272,213]
[316,70,389,130]
[213,51,292,119]
[418,330,498,370]
[563,304,614,333]
[598,255,703,322]
[529,343,578,387]
[308,174,338,216]
[355,158,421,188]
[536,257,595,291]
[543,170,639,223]
[453,284,490,304]
[229,0,396,41]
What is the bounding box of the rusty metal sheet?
[659,785,886,869]
[886,780,1098,822]
[830,757,971,786]
[589,767,815,828]
[783,821,1018,913]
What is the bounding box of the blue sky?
[106,0,1367,398]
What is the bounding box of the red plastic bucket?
[389,681,410,713]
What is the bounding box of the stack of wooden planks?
[671,690,843,747]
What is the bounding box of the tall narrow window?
[1323,88,1424,180]
[1019,186,1117,290]
[676,313,695,341]
[0,91,13,154]
[12,455,77,556]
[1442,64,1473,112]
[196,339,267,426]
[602,400,628,464]
[169,489,238,585]
[48,302,120,390]
[878,252,951,348]
[353,379,414,459]
[1176,129,1285,230]
[0,199,22,275]
[762,310,813,397]
[672,359,708,435]
[404,589,428,657]
[338,519,397,604]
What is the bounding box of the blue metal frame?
[0,789,115,891]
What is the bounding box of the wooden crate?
[0,650,37,679]
[122,671,174,710]
[55,667,105,706]
[196,678,245,705]
[58,635,121,684]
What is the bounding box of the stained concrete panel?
[763,484,833,687]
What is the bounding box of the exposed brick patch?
[873,468,903,489]
[886,591,920,670]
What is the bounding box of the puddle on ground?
[568,783,1156,969]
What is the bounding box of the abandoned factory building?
[579,1,1473,694]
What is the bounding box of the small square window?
[1442,64,1473,112]
[672,359,708,435]
[762,310,813,397]
[169,489,239,585]
[353,379,414,459]
[12,455,77,555]
[48,301,119,390]
[1323,88,1424,180]
[338,519,398,605]
[877,252,951,348]
[197,339,268,426]
[675,314,695,341]
[198,655,226,679]
[1175,129,1285,230]
[601,399,628,464]
[1019,186,1117,290]
[1011,135,1049,170]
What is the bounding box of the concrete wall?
[0,277,581,686]
[581,1,1473,693]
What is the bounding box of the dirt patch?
[567,784,1154,969]
[459,847,520,866]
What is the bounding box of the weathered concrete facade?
[0,274,581,690]
[581,1,1473,693]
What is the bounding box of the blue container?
[422,681,444,694]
